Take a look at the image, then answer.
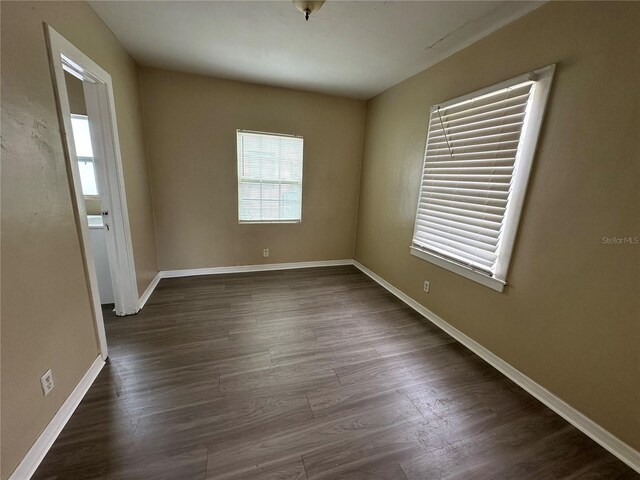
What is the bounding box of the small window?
[411,65,555,292]
[236,130,303,223]
[70,114,98,196]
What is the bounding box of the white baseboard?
[138,272,162,309]
[352,260,640,474]
[160,259,353,279]
[9,355,105,480]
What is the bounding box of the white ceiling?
[90,1,544,100]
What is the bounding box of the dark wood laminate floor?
[33,266,637,480]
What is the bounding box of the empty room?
[1,0,639,479]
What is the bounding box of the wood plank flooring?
[33,266,637,479]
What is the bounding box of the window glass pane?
[78,160,98,196]
[70,115,99,196]
[71,116,94,157]
[261,183,280,201]
[280,184,302,220]
[239,199,261,222]
[239,182,261,201]
[261,200,281,221]
[280,201,301,221]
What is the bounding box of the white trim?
[8,356,105,480]
[83,80,139,315]
[45,26,108,359]
[46,25,139,330]
[138,272,162,309]
[493,64,555,280]
[410,246,505,292]
[160,259,352,279]
[352,260,640,474]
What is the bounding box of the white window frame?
[236,129,304,224]
[410,64,556,292]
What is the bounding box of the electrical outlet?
[423,281,430,293]
[263,248,269,258]
[41,369,54,396]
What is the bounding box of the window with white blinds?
[237,130,303,223]
[411,65,555,291]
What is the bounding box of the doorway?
[45,25,140,360]
[65,76,116,308]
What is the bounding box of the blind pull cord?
[436,107,454,159]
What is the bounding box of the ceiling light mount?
[293,1,325,21]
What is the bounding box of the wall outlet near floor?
[41,369,54,396]
[423,281,430,293]
[263,248,269,258]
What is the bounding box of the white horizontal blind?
[412,81,535,276]
[237,130,303,222]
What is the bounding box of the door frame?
[45,25,140,359]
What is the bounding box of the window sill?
[409,246,506,292]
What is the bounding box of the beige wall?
[0,2,158,478]
[355,1,640,450]
[139,67,366,270]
